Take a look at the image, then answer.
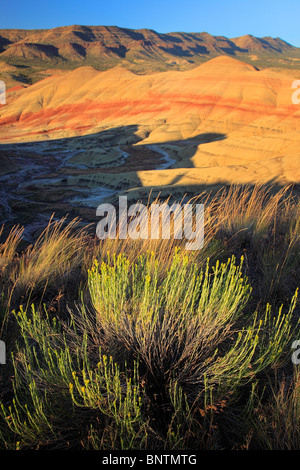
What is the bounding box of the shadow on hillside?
[0,124,298,241]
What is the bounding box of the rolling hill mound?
[0,55,299,196]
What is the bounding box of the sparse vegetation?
[1,25,300,89]
[0,184,299,450]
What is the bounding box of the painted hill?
[0,55,299,192]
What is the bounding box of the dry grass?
[9,216,88,296]
[0,225,24,271]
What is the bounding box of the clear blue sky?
[1,0,300,47]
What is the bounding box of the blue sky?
[1,0,300,47]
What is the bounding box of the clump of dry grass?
[9,216,88,296]
[0,225,23,271]
[250,368,300,449]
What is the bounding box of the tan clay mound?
[0,56,299,189]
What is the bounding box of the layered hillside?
[0,55,299,195]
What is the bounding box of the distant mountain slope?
[0,25,300,86]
